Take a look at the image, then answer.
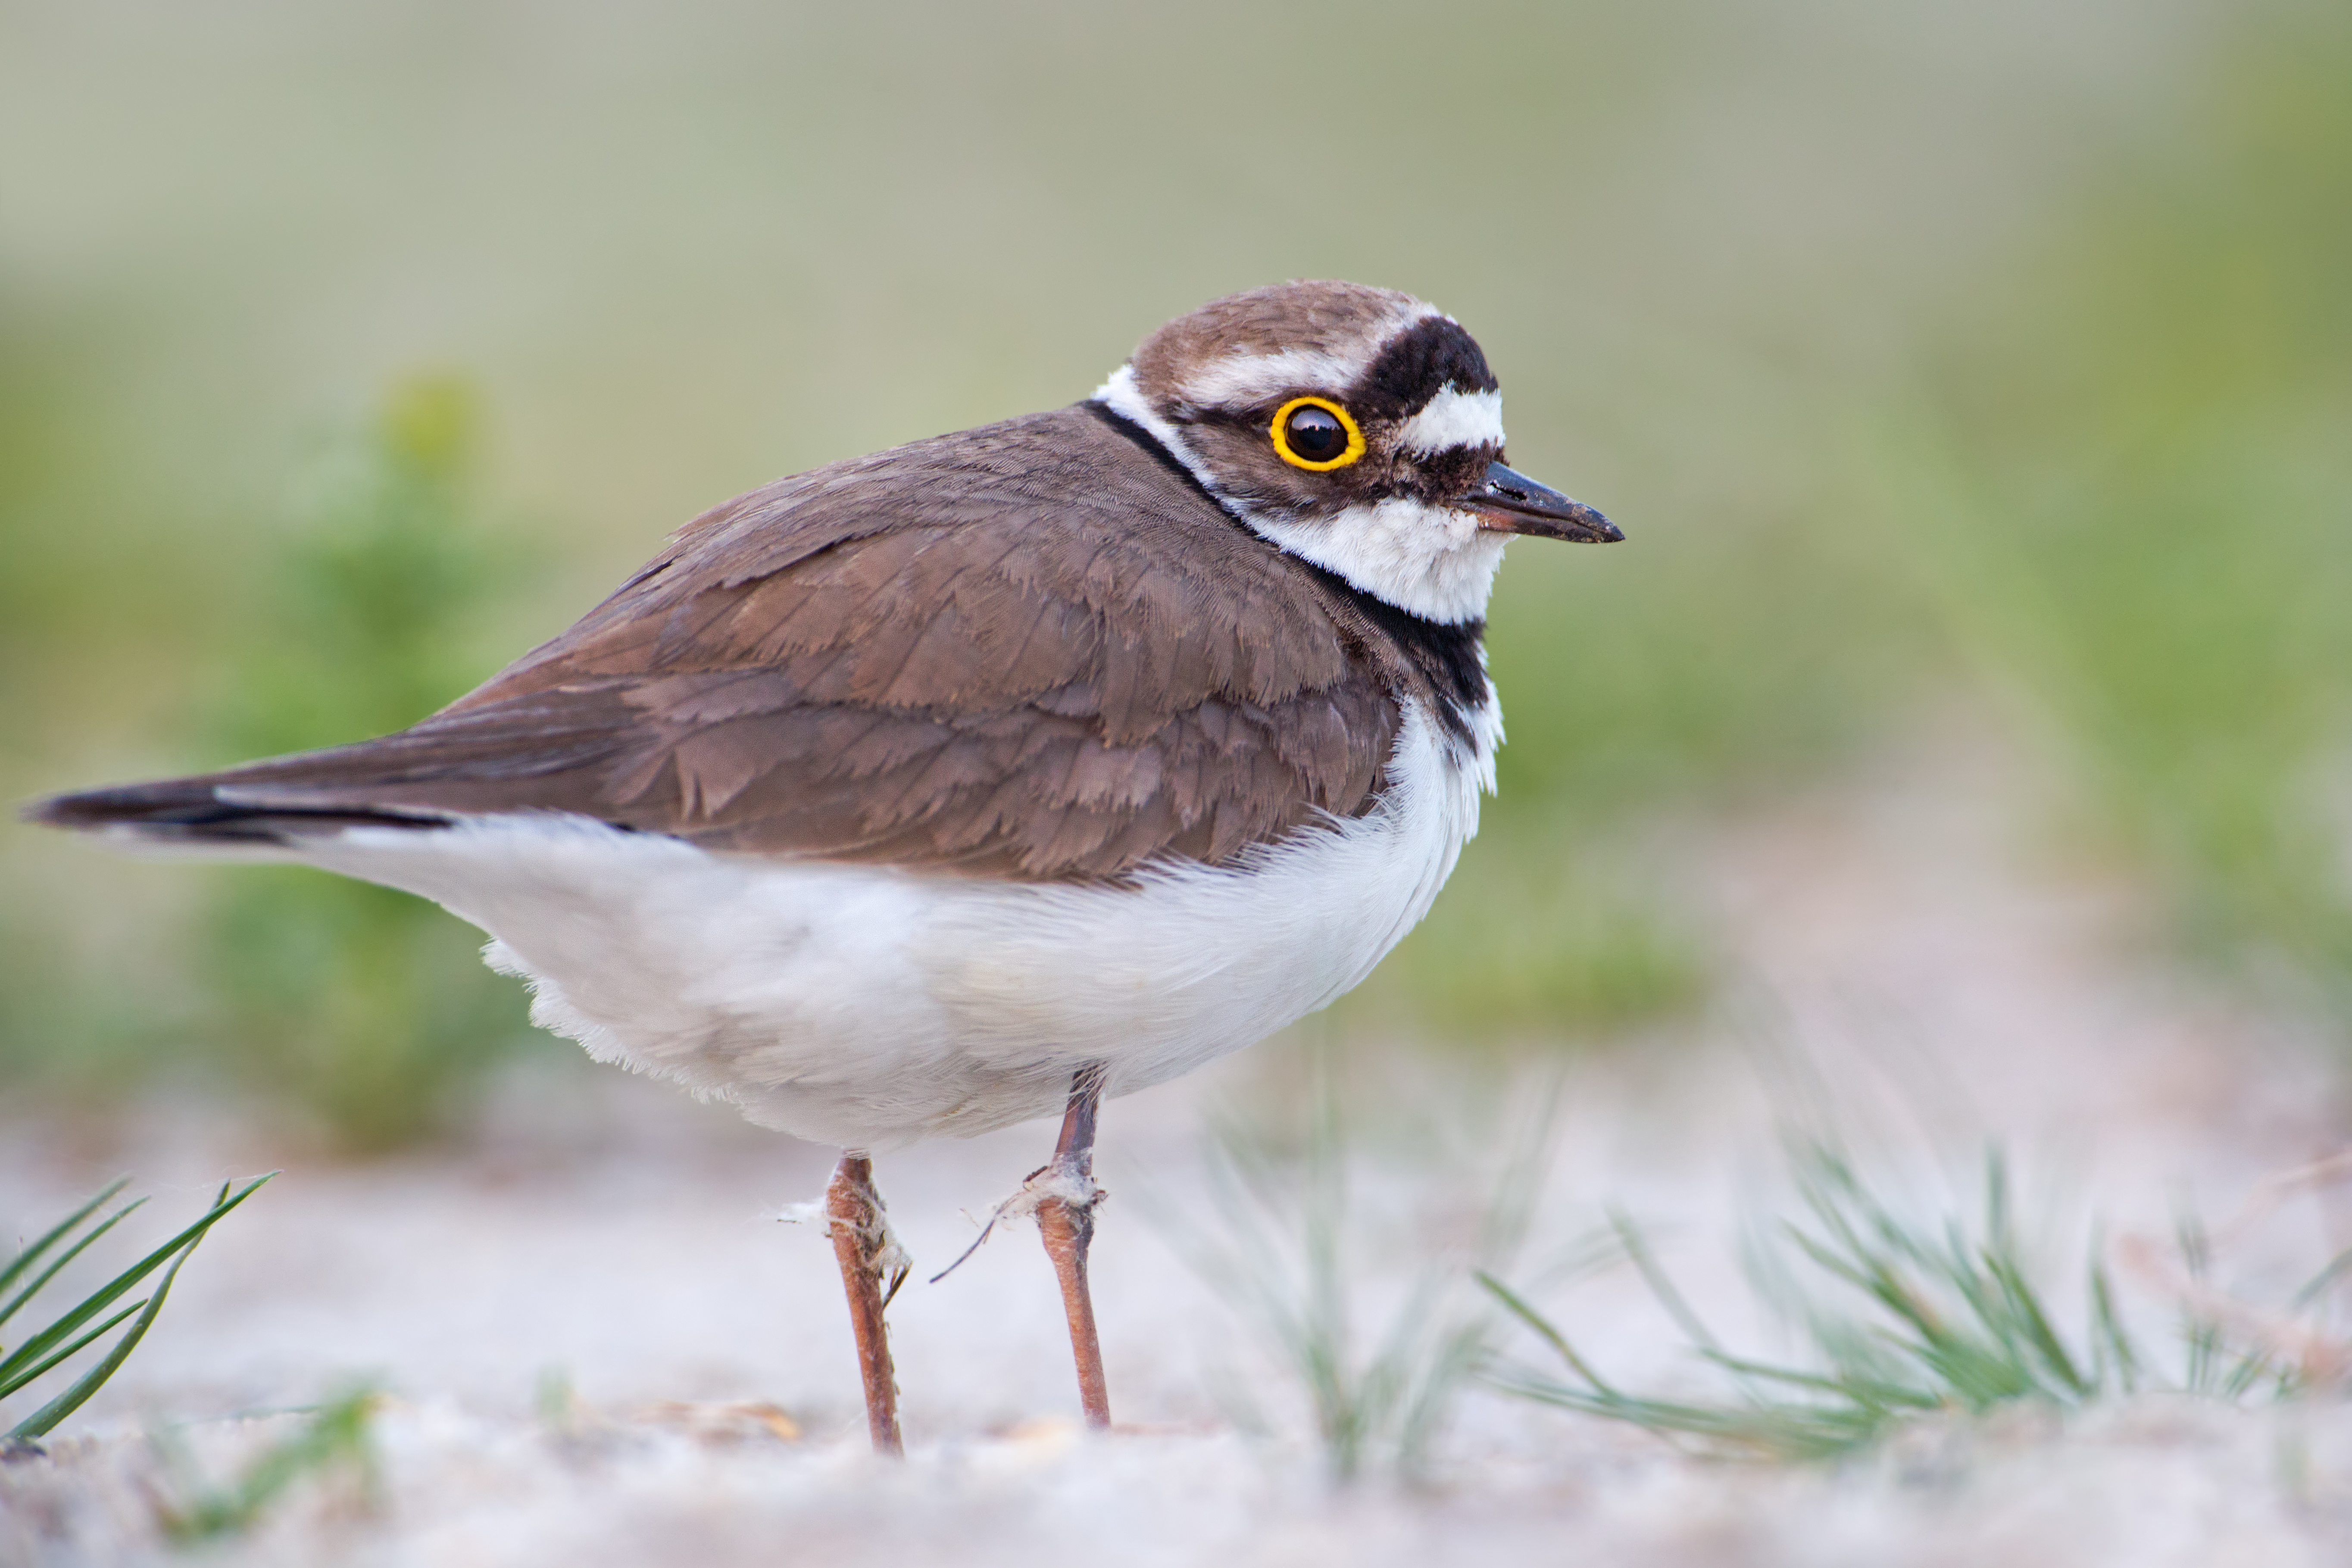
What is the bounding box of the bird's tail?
[25,775,453,849]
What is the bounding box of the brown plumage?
[40,403,1445,882]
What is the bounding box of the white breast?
[290,700,1498,1149]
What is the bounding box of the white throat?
[1091,364,1508,626]
[1244,503,1507,625]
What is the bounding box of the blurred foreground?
[7,718,2350,1563]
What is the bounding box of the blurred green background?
[1,0,2345,1149]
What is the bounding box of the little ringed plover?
[31,279,1620,1452]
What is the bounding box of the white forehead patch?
[1178,347,1368,409]
[1397,387,1505,455]
[1171,300,1446,412]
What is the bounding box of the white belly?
[290,702,1492,1149]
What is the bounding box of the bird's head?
[1093,280,1619,625]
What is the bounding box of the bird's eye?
[1270,397,1365,472]
[1287,406,1345,459]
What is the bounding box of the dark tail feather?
[24,777,453,846]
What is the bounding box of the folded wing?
[32,406,1410,883]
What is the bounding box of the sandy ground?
[7,728,2352,1565]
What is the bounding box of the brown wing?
[44,406,1423,883]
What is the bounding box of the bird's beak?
[1463,460,1623,543]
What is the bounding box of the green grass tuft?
[1,1174,273,1441]
[1482,1145,2318,1460]
[152,1387,380,1543]
[1159,1048,1558,1482]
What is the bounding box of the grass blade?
[8,1278,179,1440]
[156,1387,380,1542]
[1476,1270,1622,1397]
[2088,1250,2141,1393]
[0,1192,147,1332]
[0,1175,272,1389]
[2289,1245,2352,1312]
[0,1301,147,1402]
[0,1178,131,1301]
[6,1184,241,1439]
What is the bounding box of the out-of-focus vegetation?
[0,0,2344,1145]
[1374,0,2352,1038]
[0,372,533,1147]
[1893,2,2352,1003]
[194,380,532,1150]
[153,1386,380,1544]
[1164,1045,1556,1483]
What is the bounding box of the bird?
[28,280,1619,1453]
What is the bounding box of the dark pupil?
[1286,406,1346,460]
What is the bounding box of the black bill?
[1463,460,1622,543]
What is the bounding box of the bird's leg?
[1035,1063,1111,1429]
[825,1152,909,1455]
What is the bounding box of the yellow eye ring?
[1269,397,1366,472]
